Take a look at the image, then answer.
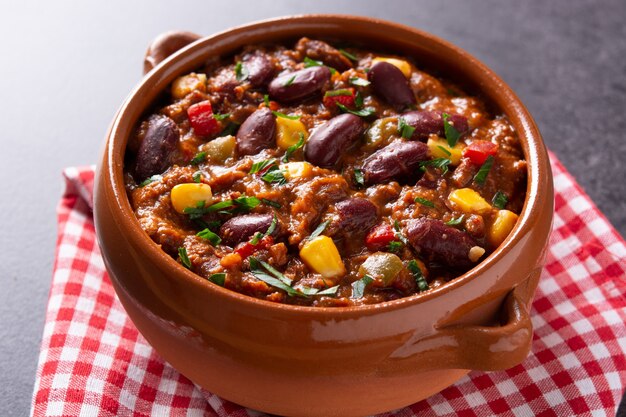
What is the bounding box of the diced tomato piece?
[463,141,498,165]
[365,223,397,251]
[234,235,274,259]
[323,88,355,110]
[187,100,220,136]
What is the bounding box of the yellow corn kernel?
[171,73,207,99]
[170,183,213,213]
[280,162,313,180]
[488,210,519,247]
[200,135,236,163]
[427,136,465,165]
[373,57,412,78]
[300,236,346,279]
[448,188,492,214]
[276,117,308,150]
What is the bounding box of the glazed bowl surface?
[94,15,553,417]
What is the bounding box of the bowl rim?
[102,14,549,317]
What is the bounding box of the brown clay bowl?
[94,15,553,417]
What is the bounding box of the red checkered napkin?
[31,153,626,417]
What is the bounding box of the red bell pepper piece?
[187,100,220,136]
[323,88,356,110]
[463,141,498,165]
[365,223,398,252]
[234,235,274,259]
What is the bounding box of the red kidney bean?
[135,115,179,180]
[406,217,479,268]
[401,111,469,140]
[362,141,428,185]
[368,61,416,107]
[236,108,276,155]
[335,198,378,232]
[304,113,364,168]
[268,66,331,103]
[243,53,275,87]
[220,213,275,247]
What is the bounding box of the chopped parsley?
[249,158,276,174]
[420,158,452,174]
[336,102,376,118]
[197,228,221,246]
[302,57,337,74]
[208,273,226,286]
[474,155,494,185]
[339,49,358,61]
[261,166,287,185]
[283,75,296,87]
[178,247,191,269]
[250,232,263,245]
[252,214,277,245]
[184,196,261,218]
[349,77,370,87]
[261,198,281,209]
[445,215,465,226]
[263,94,270,108]
[492,191,508,209]
[272,111,300,120]
[354,91,364,108]
[388,241,403,254]
[234,61,249,82]
[219,122,239,137]
[437,145,452,157]
[351,275,373,299]
[398,118,416,139]
[213,113,230,121]
[192,171,203,183]
[139,174,162,187]
[190,151,207,166]
[442,112,461,147]
[353,168,365,187]
[282,134,305,162]
[408,260,429,292]
[249,257,302,297]
[414,197,435,208]
[393,220,409,245]
[308,220,330,241]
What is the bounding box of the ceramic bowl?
[94,15,553,417]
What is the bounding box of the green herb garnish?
[314,285,340,295]
[419,158,452,174]
[208,273,226,286]
[324,89,353,97]
[234,61,248,82]
[474,155,494,185]
[197,228,221,246]
[308,220,330,241]
[249,158,276,174]
[261,166,287,185]
[302,57,337,74]
[340,49,358,61]
[213,113,230,121]
[388,241,403,253]
[414,197,435,208]
[219,122,239,137]
[185,196,261,217]
[336,103,376,118]
[190,151,207,166]
[353,168,365,187]
[263,94,270,108]
[445,215,465,226]
[250,232,263,245]
[349,77,370,87]
[283,75,296,87]
[249,257,302,297]
[178,247,191,269]
[354,91,364,108]
[139,174,162,187]
[442,112,461,147]
[192,172,203,183]
[272,111,301,120]
[437,145,452,157]
[262,198,282,209]
[408,260,429,292]
[393,220,409,245]
[282,134,305,162]
[398,118,416,139]
[492,191,508,209]
[351,275,373,299]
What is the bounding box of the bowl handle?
[433,288,533,371]
[143,31,202,74]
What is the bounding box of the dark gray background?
[1,1,624,415]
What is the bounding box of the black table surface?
[1,1,624,415]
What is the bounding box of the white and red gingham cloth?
[31,152,626,417]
